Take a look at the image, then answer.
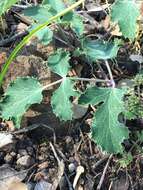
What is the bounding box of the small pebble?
[68,163,76,173]
[4,153,13,164]
[27,182,35,190]
[17,155,35,167]
[65,136,73,144]
[34,180,52,190]
[18,149,28,156]
[10,151,16,157]
[26,147,34,156]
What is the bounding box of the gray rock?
[27,182,35,190]
[68,163,76,173]
[4,154,13,164]
[18,149,28,156]
[26,147,34,156]
[16,155,35,167]
[34,180,52,190]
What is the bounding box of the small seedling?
[0,0,142,154]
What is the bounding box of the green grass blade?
[0,0,84,86]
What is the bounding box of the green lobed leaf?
[79,87,129,153]
[42,0,65,13]
[0,0,19,16]
[51,78,77,121]
[71,13,84,36]
[47,49,71,77]
[23,5,54,23]
[111,0,140,40]
[0,77,43,128]
[24,1,84,36]
[30,24,53,45]
[63,12,84,36]
[83,39,119,61]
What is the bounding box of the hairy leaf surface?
[30,24,53,45]
[79,87,129,153]
[111,0,140,40]
[51,78,77,121]
[42,0,65,13]
[63,12,84,36]
[0,0,19,16]
[47,49,70,77]
[83,39,119,61]
[0,78,43,128]
[23,5,54,23]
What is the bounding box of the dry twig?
[97,154,113,190]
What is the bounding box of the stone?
[18,149,28,156]
[16,155,35,167]
[4,154,13,164]
[68,163,76,173]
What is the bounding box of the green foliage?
[133,74,143,86]
[47,49,70,77]
[1,0,143,156]
[125,94,143,119]
[118,153,133,168]
[36,27,53,45]
[125,74,143,120]
[42,0,65,13]
[23,5,54,23]
[137,131,143,142]
[63,12,84,36]
[0,0,84,86]
[0,78,43,128]
[79,87,129,153]
[0,0,19,16]
[30,24,53,45]
[51,78,77,120]
[71,13,84,36]
[48,49,77,120]
[24,1,84,36]
[82,39,120,61]
[42,0,84,36]
[111,0,140,40]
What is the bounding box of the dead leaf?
[111,24,122,36]
[101,16,110,30]
[0,52,6,66]
[140,2,143,16]
[5,121,15,131]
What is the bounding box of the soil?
[0,0,143,190]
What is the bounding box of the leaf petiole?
[70,77,110,83]
[105,60,115,88]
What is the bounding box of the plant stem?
[0,0,85,86]
[105,60,115,88]
[42,79,63,90]
[70,77,110,82]
[42,76,109,91]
